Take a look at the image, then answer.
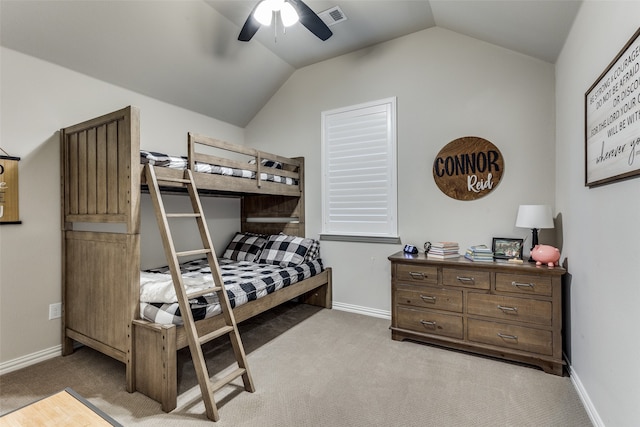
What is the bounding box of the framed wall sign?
[432,136,504,200]
[585,27,640,187]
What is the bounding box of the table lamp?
[515,205,554,262]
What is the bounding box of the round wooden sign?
[432,136,504,200]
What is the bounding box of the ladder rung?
[166,213,202,218]
[158,177,191,184]
[210,367,247,394]
[187,286,222,300]
[175,248,212,257]
[199,325,235,345]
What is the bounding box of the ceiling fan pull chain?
[274,10,278,44]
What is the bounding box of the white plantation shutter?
[321,98,398,241]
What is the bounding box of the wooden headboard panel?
[60,106,141,234]
[240,157,305,237]
[241,195,305,237]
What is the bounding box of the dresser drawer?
[396,287,463,313]
[495,273,552,296]
[442,268,490,290]
[467,293,552,326]
[396,263,438,285]
[467,319,552,356]
[397,306,463,339]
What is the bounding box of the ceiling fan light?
[280,3,299,27]
[254,1,273,26]
[267,0,285,11]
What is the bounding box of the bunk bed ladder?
[144,165,255,422]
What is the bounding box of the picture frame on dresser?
[491,237,523,260]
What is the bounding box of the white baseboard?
[332,301,391,319]
[568,363,604,427]
[0,345,62,376]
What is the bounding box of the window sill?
[319,234,401,244]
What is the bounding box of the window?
[321,97,398,243]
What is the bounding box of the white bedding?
[140,271,214,304]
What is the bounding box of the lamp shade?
[515,205,554,229]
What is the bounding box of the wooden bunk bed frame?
[60,106,332,412]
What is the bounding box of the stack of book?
[427,242,460,259]
[464,245,494,262]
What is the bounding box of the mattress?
[140,150,297,185]
[140,257,324,325]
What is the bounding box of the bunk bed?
[60,106,332,413]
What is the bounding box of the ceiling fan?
[238,0,333,42]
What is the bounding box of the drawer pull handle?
[420,295,437,303]
[456,276,475,284]
[410,272,426,280]
[512,281,534,289]
[497,332,518,341]
[497,305,518,313]
[420,320,437,328]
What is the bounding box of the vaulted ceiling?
[0,0,582,127]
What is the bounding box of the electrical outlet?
[49,303,62,320]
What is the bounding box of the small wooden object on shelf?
[389,251,566,375]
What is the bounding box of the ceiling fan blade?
[238,3,262,42]
[288,0,333,41]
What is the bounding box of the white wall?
[246,27,557,315]
[0,48,243,364]
[555,2,640,426]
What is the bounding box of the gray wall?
[246,27,557,315]
[555,2,640,425]
[0,48,242,364]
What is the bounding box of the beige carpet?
[0,303,591,426]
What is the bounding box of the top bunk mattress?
[140,150,298,186]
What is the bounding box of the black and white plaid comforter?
[140,257,324,325]
[140,151,297,185]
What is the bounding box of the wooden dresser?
[389,251,566,375]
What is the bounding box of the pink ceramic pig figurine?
[530,244,560,267]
